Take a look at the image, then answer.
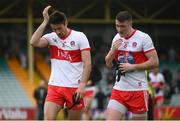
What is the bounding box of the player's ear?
[129,19,132,26]
[65,20,68,26]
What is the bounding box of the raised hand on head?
[42,6,51,24]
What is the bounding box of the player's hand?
[119,63,136,73]
[75,82,86,100]
[42,6,51,24]
[111,39,123,51]
[86,80,92,86]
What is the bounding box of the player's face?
[152,68,159,74]
[50,23,67,38]
[115,20,131,37]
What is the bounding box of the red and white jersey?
[149,72,165,88]
[149,72,165,97]
[112,30,155,91]
[42,29,90,87]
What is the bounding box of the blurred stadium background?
[0,0,180,120]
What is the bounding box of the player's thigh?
[84,87,95,109]
[68,109,83,120]
[44,101,62,120]
[106,100,126,120]
[84,97,93,111]
[106,107,124,120]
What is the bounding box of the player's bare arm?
[76,50,91,99]
[30,6,51,47]
[105,50,115,68]
[119,50,159,73]
[105,40,122,68]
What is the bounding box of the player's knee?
[44,109,56,120]
[43,114,49,120]
[44,114,56,120]
[131,112,147,120]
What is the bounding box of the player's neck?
[127,28,135,36]
[124,28,135,39]
[60,28,71,40]
[64,28,70,36]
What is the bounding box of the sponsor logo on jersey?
[132,42,137,48]
[70,41,75,47]
[138,82,142,87]
[53,38,57,43]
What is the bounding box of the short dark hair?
[116,11,132,22]
[49,11,67,25]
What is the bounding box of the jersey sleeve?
[142,34,155,52]
[78,32,91,51]
[110,34,119,49]
[42,33,53,44]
